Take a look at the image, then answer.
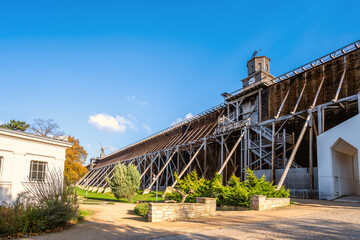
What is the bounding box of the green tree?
[0,119,29,131]
[106,164,140,201]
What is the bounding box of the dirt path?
[26,199,360,240]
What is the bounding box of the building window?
[258,63,262,71]
[29,161,47,181]
[266,64,269,72]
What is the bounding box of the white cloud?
[127,113,137,120]
[88,113,137,132]
[143,124,152,133]
[127,95,148,106]
[171,113,194,125]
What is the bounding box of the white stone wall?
[317,114,360,200]
[0,129,71,202]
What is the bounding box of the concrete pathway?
[26,199,360,240]
[333,195,360,203]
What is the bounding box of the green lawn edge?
[76,187,164,203]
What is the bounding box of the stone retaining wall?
[250,195,290,211]
[148,197,216,222]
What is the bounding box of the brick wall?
[250,195,290,211]
[148,197,216,222]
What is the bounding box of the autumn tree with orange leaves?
[65,136,88,183]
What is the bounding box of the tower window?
[258,63,262,71]
[266,64,269,72]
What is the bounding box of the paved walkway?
[27,199,360,240]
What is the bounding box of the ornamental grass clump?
[106,164,140,202]
[0,170,79,238]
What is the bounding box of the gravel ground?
[155,207,360,240]
[26,199,360,240]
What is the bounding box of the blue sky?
[0,1,359,163]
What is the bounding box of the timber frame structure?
[78,40,360,196]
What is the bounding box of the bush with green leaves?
[106,164,141,202]
[134,203,148,217]
[0,170,79,238]
[165,169,289,207]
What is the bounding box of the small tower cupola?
[241,51,274,88]
[247,56,271,76]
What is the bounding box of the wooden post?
[283,128,286,168]
[258,89,262,122]
[203,138,207,178]
[244,129,248,177]
[309,114,313,190]
[271,122,276,182]
[260,129,262,170]
[220,135,224,179]
[240,134,243,179]
[358,92,360,113]
[318,106,324,134]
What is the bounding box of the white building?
[317,114,360,200]
[0,128,72,202]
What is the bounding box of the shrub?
[0,170,79,238]
[106,164,141,202]
[134,203,148,217]
[220,175,249,207]
[165,169,289,208]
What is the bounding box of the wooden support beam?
[332,57,347,103]
[309,114,314,190]
[203,138,207,178]
[283,128,287,168]
[312,115,318,137]
[171,141,205,188]
[140,152,160,179]
[271,122,276,182]
[276,111,311,190]
[259,129,262,170]
[318,106,324,134]
[277,74,325,190]
[218,130,245,174]
[258,89,262,122]
[275,89,290,119]
[291,80,306,114]
[220,135,224,178]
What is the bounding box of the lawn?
[76,187,164,203]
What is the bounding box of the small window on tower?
[266,64,269,72]
[258,63,262,71]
